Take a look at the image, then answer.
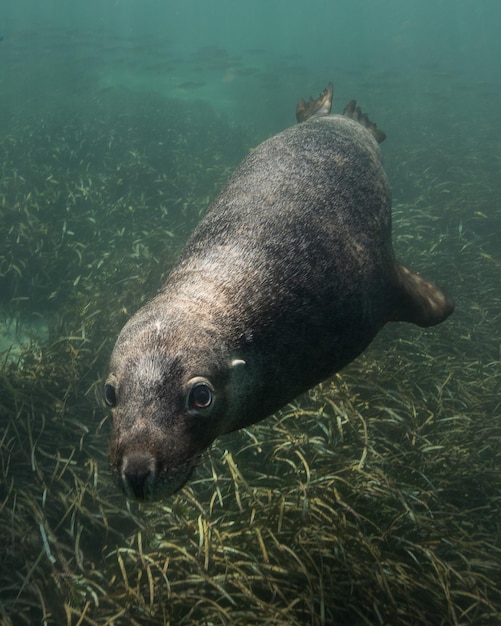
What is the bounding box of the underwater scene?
[0,0,500,624]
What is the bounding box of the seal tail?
[388,263,454,327]
[296,82,333,123]
[343,99,386,144]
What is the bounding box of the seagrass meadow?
[0,84,500,625]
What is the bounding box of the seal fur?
[106,82,454,500]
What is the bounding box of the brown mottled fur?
[106,84,454,500]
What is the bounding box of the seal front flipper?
[389,263,454,327]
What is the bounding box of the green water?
[0,1,500,625]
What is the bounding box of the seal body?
[106,84,453,500]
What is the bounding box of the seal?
[105,82,454,500]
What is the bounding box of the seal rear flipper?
[389,263,454,327]
[343,99,386,144]
[296,82,333,123]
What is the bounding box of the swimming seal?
[105,82,454,501]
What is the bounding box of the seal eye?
[190,383,213,409]
[104,383,117,407]
[187,379,214,411]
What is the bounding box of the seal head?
[106,303,248,500]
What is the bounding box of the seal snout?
[121,451,156,501]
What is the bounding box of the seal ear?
[231,358,246,369]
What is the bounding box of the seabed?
[0,91,500,625]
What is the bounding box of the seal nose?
[121,452,156,500]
